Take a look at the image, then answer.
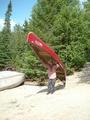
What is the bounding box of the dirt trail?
[0,63,90,120]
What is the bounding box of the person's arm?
[54,63,59,69]
[56,64,59,68]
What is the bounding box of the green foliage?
[66,42,86,69]
[26,0,88,76]
[9,25,27,69]
[84,0,90,61]
[22,52,46,78]
[0,0,12,69]
[0,0,90,80]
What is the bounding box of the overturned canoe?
[0,71,25,91]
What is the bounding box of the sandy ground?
[0,71,90,120]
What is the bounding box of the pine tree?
[0,0,12,69]
[29,0,57,43]
[27,0,86,74]
[3,0,12,32]
[23,20,30,34]
[9,24,26,69]
[84,0,90,61]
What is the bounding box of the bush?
[66,42,86,71]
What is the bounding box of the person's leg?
[47,79,52,94]
[51,79,56,93]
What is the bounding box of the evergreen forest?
[0,0,90,81]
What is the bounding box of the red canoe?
[27,32,66,86]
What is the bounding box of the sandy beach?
[0,69,90,120]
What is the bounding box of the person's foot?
[51,89,55,94]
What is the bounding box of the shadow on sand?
[37,84,65,94]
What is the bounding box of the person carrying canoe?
[41,59,59,94]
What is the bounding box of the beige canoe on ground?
[0,71,25,91]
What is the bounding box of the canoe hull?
[0,71,25,91]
